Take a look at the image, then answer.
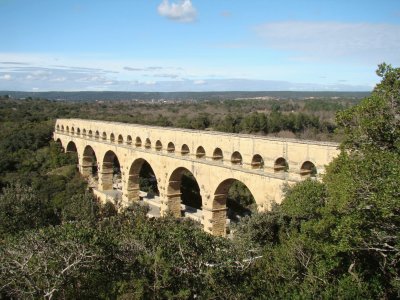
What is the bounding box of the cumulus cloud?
[157,0,197,23]
[255,21,400,63]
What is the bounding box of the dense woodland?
[0,64,399,299]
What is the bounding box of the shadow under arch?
[212,178,255,236]
[167,167,202,218]
[127,158,159,202]
[55,138,64,152]
[82,145,98,179]
[101,150,121,190]
[66,141,77,153]
[65,141,79,169]
[300,161,317,178]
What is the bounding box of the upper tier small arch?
[231,151,242,165]
[196,146,206,159]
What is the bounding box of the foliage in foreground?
[0,64,399,299]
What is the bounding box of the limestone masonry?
[54,118,339,236]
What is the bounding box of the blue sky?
[0,0,399,91]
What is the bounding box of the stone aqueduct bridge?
[54,118,339,236]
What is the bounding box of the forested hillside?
[0,65,398,299]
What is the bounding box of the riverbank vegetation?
[0,65,398,299]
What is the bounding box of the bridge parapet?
[55,118,339,178]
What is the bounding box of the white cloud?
[1,74,11,80]
[157,0,197,23]
[255,21,400,63]
[193,80,205,85]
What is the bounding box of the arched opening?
[101,150,121,190]
[167,142,175,153]
[127,135,132,145]
[71,127,75,135]
[76,128,81,136]
[66,141,77,153]
[181,144,190,156]
[196,146,206,159]
[110,133,115,143]
[118,134,123,144]
[212,148,223,161]
[251,154,264,169]
[102,132,107,140]
[88,130,93,138]
[82,146,98,187]
[135,137,142,147]
[145,138,151,149]
[56,125,60,132]
[231,151,242,165]
[65,141,78,170]
[274,157,288,173]
[95,131,100,139]
[61,125,65,132]
[167,167,202,220]
[300,161,317,178]
[82,129,87,136]
[127,159,160,211]
[66,126,69,133]
[155,140,162,151]
[54,139,64,153]
[212,179,256,236]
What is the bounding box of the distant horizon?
[1,1,398,92]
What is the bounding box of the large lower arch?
[100,150,121,190]
[65,141,79,168]
[127,158,159,202]
[82,145,98,178]
[66,141,77,153]
[211,178,255,236]
[167,167,202,218]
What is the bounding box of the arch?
[88,130,93,138]
[231,151,242,165]
[102,132,107,140]
[95,130,100,139]
[61,125,65,132]
[181,144,190,156]
[167,167,202,218]
[71,127,75,135]
[82,129,87,136]
[66,141,77,153]
[251,154,264,169]
[155,140,162,151]
[56,124,60,132]
[167,142,175,153]
[76,128,81,136]
[55,138,64,152]
[135,137,142,147]
[127,158,159,202]
[196,146,206,159]
[82,145,98,179]
[66,126,69,133]
[212,179,255,236]
[145,138,151,149]
[274,157,288,173]
[118,134,123,144]
[212,148,223,161]
[66,141,78,169]
[300,161,317,178]
[101,150,121,190]
[127,135,132,145]
[110,133,115,143]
